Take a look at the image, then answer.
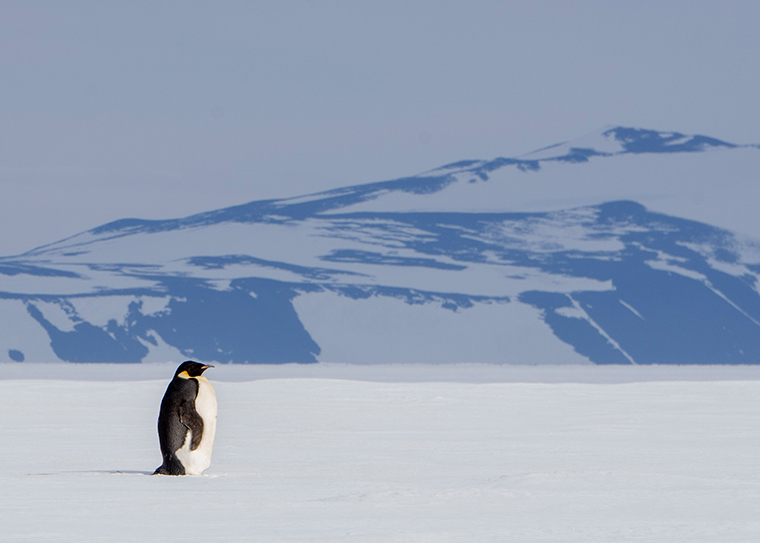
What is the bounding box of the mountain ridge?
[2,126,760,365]
[19,126,751,257]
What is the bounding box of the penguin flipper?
[178,398,205,451]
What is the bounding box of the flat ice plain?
[3,363,760,542]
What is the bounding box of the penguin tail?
[153,455,186,476]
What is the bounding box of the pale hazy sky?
[2,1,759,255]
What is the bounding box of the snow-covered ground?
[3,364,760,542]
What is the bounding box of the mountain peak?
[519,126,738,162]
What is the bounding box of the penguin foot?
[153,456,186,476]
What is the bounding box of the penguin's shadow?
[29,470,154,476]
[86,470,155,475]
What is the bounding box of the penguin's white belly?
[175,377,217,475]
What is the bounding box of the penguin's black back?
[154,375,203,476]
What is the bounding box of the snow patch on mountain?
[2,127,760,365]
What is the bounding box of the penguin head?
[174,360,214,378]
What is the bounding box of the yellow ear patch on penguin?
[178,371,191,379]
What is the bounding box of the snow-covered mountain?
[3,127,760,365]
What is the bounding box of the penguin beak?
[201,364,214,370]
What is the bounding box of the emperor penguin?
[154,361,217,476]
